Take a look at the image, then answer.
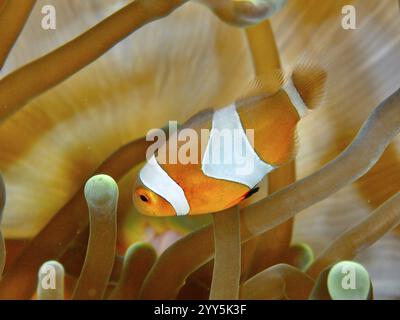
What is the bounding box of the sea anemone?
[0,0,399,300]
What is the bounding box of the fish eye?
[140,194,149,203]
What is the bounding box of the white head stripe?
[139,155,190,216]
[283,78,309,118]
[201,104,275,188]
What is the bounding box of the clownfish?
[133,64,327,217]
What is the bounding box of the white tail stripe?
[140,155,190,216]
[201,104,276,188]
[283,78,309,118]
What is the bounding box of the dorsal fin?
[236,69,285,100]
[234,69,285,108]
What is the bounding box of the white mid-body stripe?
[139,155,190,216]
[283,78,309,118]
[201,104,275,188]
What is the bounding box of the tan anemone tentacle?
[240,263,314,300]
[140,87,400,299]
[0,172,5,276]
[245,20,281,73]
[139,222,216,300]
[0,136,152,299]
[307,191,400,279]
[243,19,295,279]
[72,175,118,300]
[109,243,157,300]
[0,0,189,121]
[0,0,6,13]
[59,228,123,282]
[209,206,241,300]
[0,0,36,70]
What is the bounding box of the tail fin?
[291,63,327,111]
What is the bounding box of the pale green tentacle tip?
[128,242,156,253]
[228,0,287,24]
[200,0,287,26]
[39,260,64,271]
[38,260,65,280]
[125,242,157,261]
[327,261,371,300]
[242,0,288,16]
[84,174,118,209]
[289,242,314,271]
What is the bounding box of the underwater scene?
[0,0,399,302]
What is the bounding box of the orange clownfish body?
[133,65,327,217]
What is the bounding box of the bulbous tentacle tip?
[285,242,314,271]
[128,241,157,254]
[327,261,371,300]
[38,260,65,274]
[84,174,119,209]
[233,0,288,23]
[200,0,287,27]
